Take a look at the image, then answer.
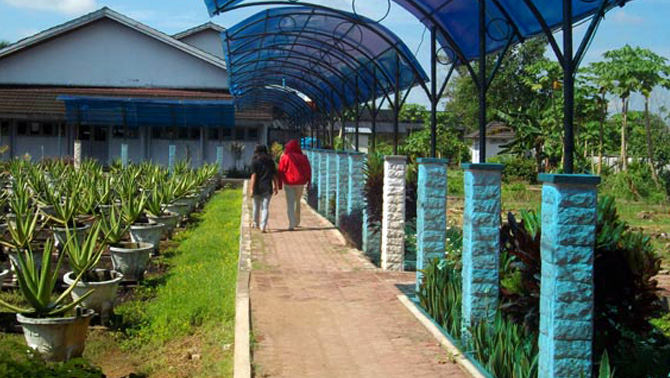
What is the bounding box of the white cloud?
[609,10,644,25]
[1,0,98,15]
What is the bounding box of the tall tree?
[0,40,9,49]
[591,45,652,171]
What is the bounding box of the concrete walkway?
[249,191,468,378]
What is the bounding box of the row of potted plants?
[0,159,221,362]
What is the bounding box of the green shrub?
[447,169,464,196]
[600,162,667,204]
[0,340,103,378]
[489,154,537,183]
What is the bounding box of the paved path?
[249,191,468,378]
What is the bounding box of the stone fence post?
[318,150,328,214]
[538,174,600,378]
[335,152,349,226]
[416,158,448,291]
[326,151,337,222]
[461,163,503,342]
[347,152,365,215]
[381,156,406,271]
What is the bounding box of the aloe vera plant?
[145,184,167,217]
[100,207,129,245]
[62,221,106,280]
[121,192,147,225]
[2,180,39,250]
[0,240,92,317]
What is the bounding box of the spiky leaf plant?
[62,222,106,281]
[0,240,92,317]
[100,207,129,246]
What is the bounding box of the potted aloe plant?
[104,207,152,281]
[62,221,123,322]
[2,180,41,277]
[0,240,95,362]
[122,191,164,253]
[145,183,179,238]
[45,175,89,247]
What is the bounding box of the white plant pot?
[165,202,190,224]
[110,242,153,281]
[0,268,8,284]
[129,222,165,252]
[63,270,123,322]
[147,212,179,238]
[17,308,94,362]
[53,224,90,249]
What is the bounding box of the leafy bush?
[500,196,668,376]
[404,219,417,271]
[405,162,418,220]
[447,169,464,196]
[600,162,667,204]
[489,154,537,183]
[363,152,384,224]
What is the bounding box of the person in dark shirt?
[249,145,279,232]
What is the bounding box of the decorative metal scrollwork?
[486,17,513,42]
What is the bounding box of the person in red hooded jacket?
[278,140,311,230]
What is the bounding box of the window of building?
[207,128,219,141]
[176,128,187,140]
[29,122,41,136]
[247,127,259,141]
[78,125,91,140]
[16,122,27,136]
[189,127,200,140]
[0,122,8,137]
[151,126,163,139]
[93,126,107,141]
[234,127,245,141]
[222,127,233,140]
[113,126,139,139]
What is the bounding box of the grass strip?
[114,188,242,376]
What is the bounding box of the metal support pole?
[430,26,438,158]
[355,74,360,152]
[371,66,377,152]
[393,54,400,155]
[563,0,575,174]
[478,0,487,164]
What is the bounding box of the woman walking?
[250,145,279,233]
[278,139,311,230]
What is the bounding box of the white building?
[0,7,273,169]
[465,122,515,163]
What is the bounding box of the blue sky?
[0,0,666,110]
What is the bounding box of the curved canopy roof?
[206,0,632,64]
[222,6,428,117]
[234,85,315,126]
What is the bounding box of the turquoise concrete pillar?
[461,163,503,341]
[335,153,349,226]
[538,174,600,378]
[326,151,337,222]
[318,151,328,214]
[347,152,365,215]
[416,158,448,292]
[362,208,369,253]
[168,144,176,172]
[121,143,128,167]
[310,149,319,189]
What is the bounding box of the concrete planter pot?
[53,223,90,249]
[0,268,8,284]
[110,242,153,281]
[129,222,164,252]
[147,212,179,238]
[181,195,199,213]
[63,270,123,322]
[165,202,190,225]
[17,308,94,362]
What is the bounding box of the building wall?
[178,29,225,59]
[0,19,228,89]
[469,139,511,163]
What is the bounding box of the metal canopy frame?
[207,0,634,170]
[219,4,429,151]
